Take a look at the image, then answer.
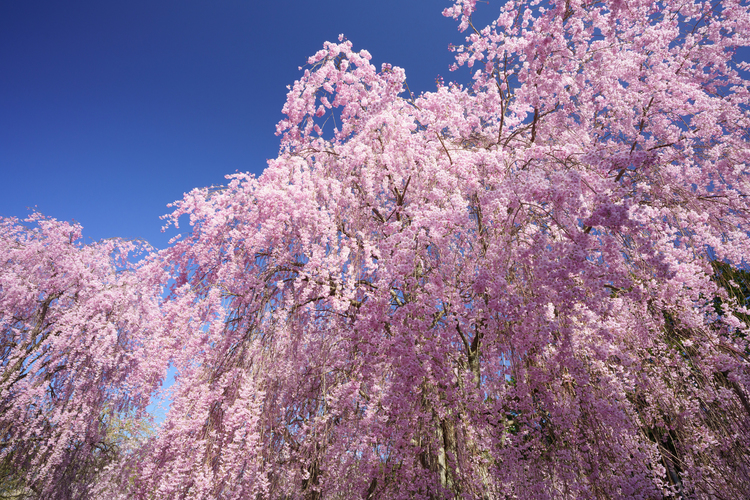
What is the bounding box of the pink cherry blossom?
[0,213,170,499]
[7,0,750,497]
[121,0,749,497]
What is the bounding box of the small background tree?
[0,213,168,499]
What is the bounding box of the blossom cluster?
[3,0,750,498]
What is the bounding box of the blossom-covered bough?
[122,0,750,498]
[0,214,167,499]
[9,0,750,498]
[118,0,750,498]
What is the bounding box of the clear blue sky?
[1,0,495,248]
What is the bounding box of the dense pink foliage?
[116,0,750,498]
[0,214,167,499]
[5,0,750,498]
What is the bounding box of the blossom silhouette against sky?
[1,0,488,248]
